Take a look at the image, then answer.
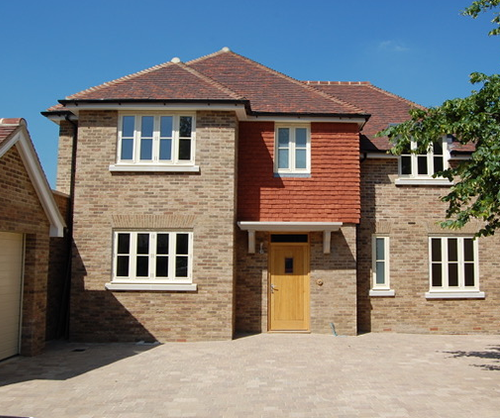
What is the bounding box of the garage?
[0,232,24,360]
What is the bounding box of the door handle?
[270,283,277,293]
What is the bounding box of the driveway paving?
[0,332,499,417]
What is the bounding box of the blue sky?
[1,0,498,187]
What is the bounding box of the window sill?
[369,289,395,297]
[395,177,452,186]
[274,172,311,178]
[105,282,197,292]
[109,164,200,173]
[425,291,485,299]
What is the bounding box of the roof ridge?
[0,118,26,126]
[305,81,372,86]
[189,49,367,114]
[185,48,230,65]
[66,60,176,99]
[236,53,367,114]
[177,62,246,101]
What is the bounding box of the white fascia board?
[246,115,367,126]
[237,221,343,232]
[62,102,247,119]
[14,128,66,237]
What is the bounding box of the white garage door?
[0,232,24,360]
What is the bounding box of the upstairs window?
[275,125,310,175]
[117,114,195,166]
[399,137,447,178]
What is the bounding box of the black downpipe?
[57,115,78,339]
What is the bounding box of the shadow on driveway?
[443,345,500,371]
[0,340,159,386]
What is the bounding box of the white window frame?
[369,235,395,297]
[105,230,196,291]
[109,113,199,172]
[396,136,452,186]
[426,236,484,299]
[274,124,311,175]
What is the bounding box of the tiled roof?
[65,61,245,102]
[188,50,365,115]
[305,81,424,152]
[0,118,25,145]
[48,48,367,117]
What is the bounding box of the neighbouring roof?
[0,118,66,237]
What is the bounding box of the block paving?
[0,333,499,417]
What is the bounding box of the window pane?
[285,257,294,274]
[434,156,443,173]
[176,234,189,255]
[401,156,411,175]
[433,141,443,155]
[121,138,134,160]
[448,264,459,286]
[270,234,308,243]
[432,264,442,287]
[295,149,306,169]
[375,238,385,261]
[122,116,135,137]
[464,264,475,286]
[278,149,289,169]
[160,116,173,137]
[140,138,153,160]
[464,239,474,262]
[117,233,130,254]
[176,257,188,277]
[431,238,441,261]
[116,256,129,277]
[278,128,289,147]
[448,238,458,262]
[159,138,172,160]
[137,234,149,254]
[179,116,192,137]
[141,116,154,137]
[417,156,428,175]
[136,256,149,277]
[295,128,307,147]
[157,233,169,255]
[376,261,385,284]
[156,257,168,277]
[178,138,191,160]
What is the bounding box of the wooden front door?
[269,243,310,331]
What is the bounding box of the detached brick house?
[0,118,65,360]
[43,48,500,341]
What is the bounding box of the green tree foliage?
[380,1,500,236]
[378,3,500,236]
[379,73,500,236]
[463,0,500,35]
